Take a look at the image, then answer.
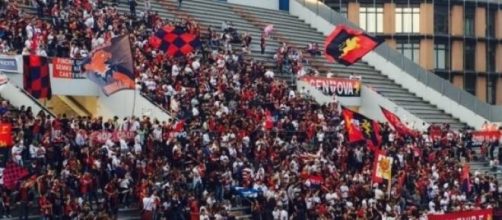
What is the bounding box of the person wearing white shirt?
[142,193,156,219]
[11,142,25,165]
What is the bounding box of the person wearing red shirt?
[79,172,97,209]
[38,194,53,220]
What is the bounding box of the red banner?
[300,76,361,97]
[89,131,136,144]
[0,123,13,148]
[428,209,492,220]
[472,130,501,143]
[52,57,85,79]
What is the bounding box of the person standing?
[129,0,137,17]
[142,191,155,220]
[260,34,266,55]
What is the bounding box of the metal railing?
[294,0,502,122]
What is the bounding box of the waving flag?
[82,35,135,96]
[23,55,52,99]
[325,25,382,65]
[380,107,415,136]
[149,25,202,57]
[372,152,393,182]
[342,107,381,151]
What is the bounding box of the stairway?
[46,95,92,117]
[128,0,464,129]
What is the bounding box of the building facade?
[323,0,502,105]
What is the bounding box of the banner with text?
[0,55,21,73]
[89,130,135,144]
[52,57,86,79]
[427,209,492,220]
[300,76,361,97]
[472,130,501,143]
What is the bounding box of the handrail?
[293,0,502,122]
[17,86,56,118]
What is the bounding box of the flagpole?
[387,177,392,199]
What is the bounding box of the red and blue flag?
[23,55,52,99]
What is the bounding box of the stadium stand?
[0,0,500,219]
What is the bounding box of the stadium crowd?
[0,0,501,219]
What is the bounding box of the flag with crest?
[341,107,381,151]
[325,25,382,66]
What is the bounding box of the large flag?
[341,107,381,150]
[373,152,393,182]
[325,25,382,66]
[149,25,202,57]
[83,35,135,96]
[2,162,29,190]
[380,107,415,136]
[23,55,52,99]
[0,123,13,148]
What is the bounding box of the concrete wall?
[359,86,428,131]
[49,64,100,96]
[289,0,490,127]
[0,82,49,115]
[97,89,172,122]
[475,7,486,38]
[475,42,486,72]
[227,0,278,10]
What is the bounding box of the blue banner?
[0,57,18,72]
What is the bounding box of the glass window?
[486,9,497,38]
[487,42,496,72]
[434,42,450,70]
[326,1,347,18]
[434,5,449,34]
[434,71,450,81]
[359,5,384,33]
[396,40,420,64]
[487,74,498,104]
[395,6,420,33]
[464,73,476,95]
[464,43,475,71]
[464,8,475,36]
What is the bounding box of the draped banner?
[300,76,361,97]
[52,57,85,79]
[427,209,492,220]
[89,130,136,144]
[472,130,501,143]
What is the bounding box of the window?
[486,9,496,38]
[464,73,476,95]
[487,42,496,72]
[359,5,384,33]
[434,42,450,70]
[464,8,475,36]
[396,40,420,63]
[434,71,450,81]
[326,1,347,18]
[464,43,475,71]
[395,6,420,33]
[434,5,449,34]
[487,74,498,104]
